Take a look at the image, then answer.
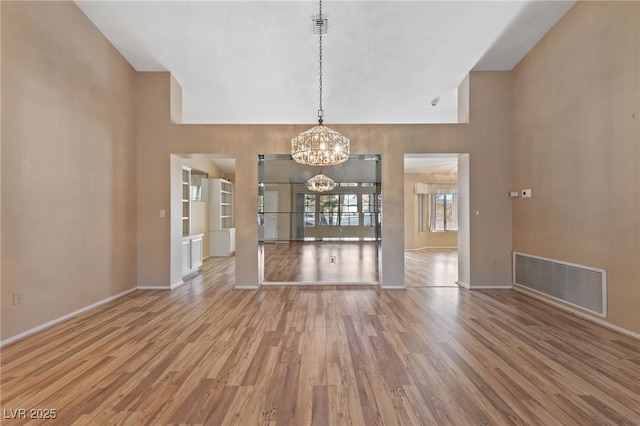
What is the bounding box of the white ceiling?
[404,154,458,174]
[75,0,575,125]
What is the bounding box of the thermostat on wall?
[522,189,532,198]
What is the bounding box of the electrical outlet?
[13,292,24,305]
[330,256,336,264]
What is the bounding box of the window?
[430,194,458,232]
[303,194,315,227]
[362,193,381,227]
[339,194,359,226]
[319,195,339,225]
[302,192,380,227]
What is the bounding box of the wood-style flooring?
[404,248,458,288]
[262,241,379,283]
[261,242,459,287]
[2,255,640,425]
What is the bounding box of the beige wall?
[512,1,640,333]
[1,2,138,340]
[1,1,518,341]
[135,70,514,289]
[404,172,458,250]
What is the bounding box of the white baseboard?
[514,285,640,341]
[234,285,260,290]
[0,288,137,348]
[471,285,513,290]
[171,280,186,290]
[137,278,188,291]
[456,280,512,290]
[381,285,406,290]
[456,280,470,289]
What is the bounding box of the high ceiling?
[75,0,575,125]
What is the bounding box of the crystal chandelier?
[307,173,335,192]
[291,0,350,166]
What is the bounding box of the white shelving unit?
[181,165,203,277]
[209,178,235,256]
[182,234,203,277]
[181,166,191,237]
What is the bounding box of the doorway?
[403,154,468,287]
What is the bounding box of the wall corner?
[457,74,470,124]
[170,73,183,124]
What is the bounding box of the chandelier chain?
[318,0,323,122]
[290,0,349,167]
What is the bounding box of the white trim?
[381,285,406,290]
[171,280,186,290]
[138,278,189,291]
[456,280,470,289]
[513,285,640,341]
[0,288,137,348]
[234,285,260,290]
[455,281,511,290]
[469,285,512,290]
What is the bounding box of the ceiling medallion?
[291,0,350,167]
[307,173,335,192]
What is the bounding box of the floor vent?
[513,252,607,317]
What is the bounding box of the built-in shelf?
[181,166,191,237]
[209,178,235,256]
[182,234,203,277]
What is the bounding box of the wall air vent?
[513,252,607,317]
[311,17,328,35]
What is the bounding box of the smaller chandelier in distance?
[307,173,335,192]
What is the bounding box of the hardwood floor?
[262,241,379,283]
[261,242,457,286]
[404,248,458,288]
[2,256,640,425]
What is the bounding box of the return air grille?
[513,252,607,317]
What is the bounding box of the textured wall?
[135,71,513,289]
[1,2,138,340]
[512,1,640,333]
